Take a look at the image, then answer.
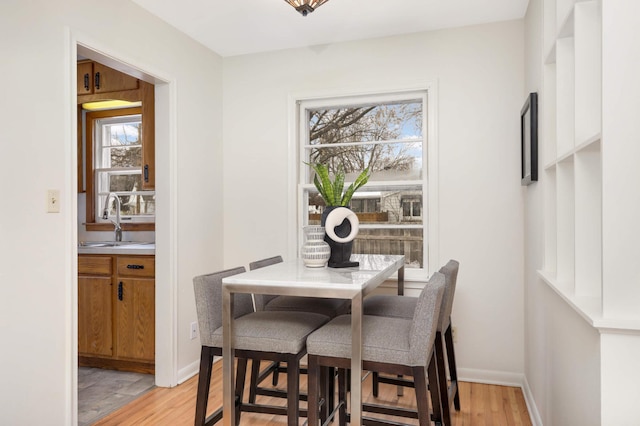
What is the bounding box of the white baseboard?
[175,361,543,424]
[177,359,201,385]
[458,367,524,387]
[458,368,541,426]
[521,375,543,426]
[177,356,223,385]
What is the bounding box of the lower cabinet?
[78,254,155,373]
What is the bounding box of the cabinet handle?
[144,165,149,183]
[118,282,123,301]
[94,72,101,90]
[83,73,90,91]
[127,264,145,270]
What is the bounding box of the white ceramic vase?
[301,226,331,268]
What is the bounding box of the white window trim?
[287,83,439,282]
[92,113,156,224]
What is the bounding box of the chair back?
[249,255,283,310]
[193,267,254,347]
[437,259,460,332]
[409,272,445,366]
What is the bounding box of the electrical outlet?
[452,326,458,343]
[47,189,60,213]
[190,322,198,340]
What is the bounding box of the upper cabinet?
[77,60,139,96]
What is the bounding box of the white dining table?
[221,254,405,426]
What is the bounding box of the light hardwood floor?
[94,360,532,425]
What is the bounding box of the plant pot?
[321,206,360,268]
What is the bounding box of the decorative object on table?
[307,162,370,268]
[321,206,360,268]
[284,0,329,16]
[520,92,538,185]
[301,226,331,268]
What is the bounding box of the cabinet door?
[115,278,155,361]
[78,276,113,357]
[93,62,139,94]
[141,81,155,190]
[77,61,94,95]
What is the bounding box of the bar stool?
[193,266,330,426]
[363,259,460,425]
[306,271,446,426]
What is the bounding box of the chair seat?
[266,296,350,318]
[363,294,417,319]
[212,311,329,353]
[307,314,417,366]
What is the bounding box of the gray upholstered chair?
[193,266,330,426]
[306,271,446,426]
[363,259,460,426]
[248,255,349,398]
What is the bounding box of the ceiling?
[132,0,530,57]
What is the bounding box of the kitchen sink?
[78,241,154,248]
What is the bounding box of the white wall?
[524,0,640,424]
[0,0,223,423]
[223,20,526,381]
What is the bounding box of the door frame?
[67,28,179,422]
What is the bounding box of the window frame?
[292,86,439,282]
[84,107,155,231]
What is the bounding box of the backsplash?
[78,193,155,243]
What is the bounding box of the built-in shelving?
[540,0,602,325]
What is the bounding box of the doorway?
[72,40,176,424]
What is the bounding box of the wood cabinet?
[78,256,113,357]
[77,60,139,96]
[115,256,155,362]
[78,254,155,373]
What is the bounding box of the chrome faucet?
[103,193,122,242]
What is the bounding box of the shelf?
[541,0,613,333]
[575,132,601,152]
[538,269,601,325]
[538,270,640,334]
[544,132,600,169]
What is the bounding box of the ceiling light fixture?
[285,0,329,16]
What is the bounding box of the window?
[298,90,432,275]
[85,107,155,227]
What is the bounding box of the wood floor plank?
[94,360,532,425]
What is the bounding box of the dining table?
[221,253,405,426]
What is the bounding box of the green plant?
[307,162,371,206]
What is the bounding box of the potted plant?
[307,162,371,267]
[308,162,371,207]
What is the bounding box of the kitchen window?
[297,90,434,275]
[85,107,155,227]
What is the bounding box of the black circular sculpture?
[321,206,360,268]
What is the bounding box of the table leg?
[222,288,235,426]
[350,292,363,425]
[397,265,405,396]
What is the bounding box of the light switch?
[47,189,60,213]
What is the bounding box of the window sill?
[85,222,155,232]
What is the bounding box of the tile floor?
[78,367,155,426]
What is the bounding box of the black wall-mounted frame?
[521,92,538,185]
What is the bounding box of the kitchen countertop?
[78,241,155,255]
